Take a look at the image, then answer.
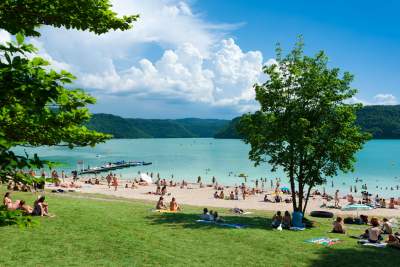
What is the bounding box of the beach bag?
[344,217,354,224]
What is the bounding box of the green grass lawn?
[0,188,399,267]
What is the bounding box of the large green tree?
[0,0,139,183]
[238,38,371,213]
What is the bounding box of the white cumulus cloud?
[26,0,265,113]
[373,94,397,105]
[80,38,264,107]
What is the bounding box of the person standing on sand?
[112,175,118,191]
[106,173,112,188]
[334,190,340,207]
[235,187,239,200]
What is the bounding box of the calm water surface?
[13,139,400,197]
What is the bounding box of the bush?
[0,206,36,227]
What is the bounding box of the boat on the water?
[78,161,152,175]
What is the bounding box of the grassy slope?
[0,189,399,267]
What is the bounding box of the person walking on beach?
[106,174,112,188]
[112,175,118,191]
[334,190,340,208]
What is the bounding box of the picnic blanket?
[196,220,245,229]
[290,227,306,231]
[358,240,387,248]
[305,237,341,246]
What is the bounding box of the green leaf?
[15,32,24,45]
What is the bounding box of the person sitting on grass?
[169,197,181,212]
[332,216,346,234]
[271,211,283,228]
[282,211,291,229]
[32,196,49,216]
[200,208,213,221]
[382,218,393,234]
[213,211,224,222]
[17,200,33,215]
[3,192,20,211]
[367,217,383,243]
[156,197,167,210]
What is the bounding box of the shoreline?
[49,180,400,218]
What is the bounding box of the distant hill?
[356,105,400,139]
[86,114,230,138]
[213,105,400,139]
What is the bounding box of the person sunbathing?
[229,191,235,200]
[332,217,346,234]
[382,218,393,234]
[282,211,291,229]
[17,200,33,215]
[213,191,219,199]
[3,192,20,211]
[219,191,225,199]
[271,211,283,228]
[32,196,50,216]
[156,197,167,210]
[367,217,383,243]
[169,197,181,211]
[131,182,139,189]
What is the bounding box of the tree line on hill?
[215,105,400,139]
[86,113,230,138]
[86,105,400,139]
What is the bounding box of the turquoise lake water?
[13,139,400,198]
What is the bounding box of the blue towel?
[196,220,245,229]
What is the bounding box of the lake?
[13,138,400,198]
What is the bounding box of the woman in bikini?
[169,197,181,211]
[3,192,20,210]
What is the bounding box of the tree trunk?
[302,183,314,214]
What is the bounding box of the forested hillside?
[86,114,229,138]
[214,105,400,139]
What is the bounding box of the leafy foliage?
[0,0,139,37]
[86,113,230,138]
[0,206,36,227]
[0,0,138,183]
[237,37,371,212]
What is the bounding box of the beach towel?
[196,220,245,229]
[152,209,177,213]
[305,237,341,246]
[290,227,305,231]
[358,240,387,248]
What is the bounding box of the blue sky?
[2,0,397,119]
[194,0,399,105]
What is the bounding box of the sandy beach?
[53,180,400,218]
